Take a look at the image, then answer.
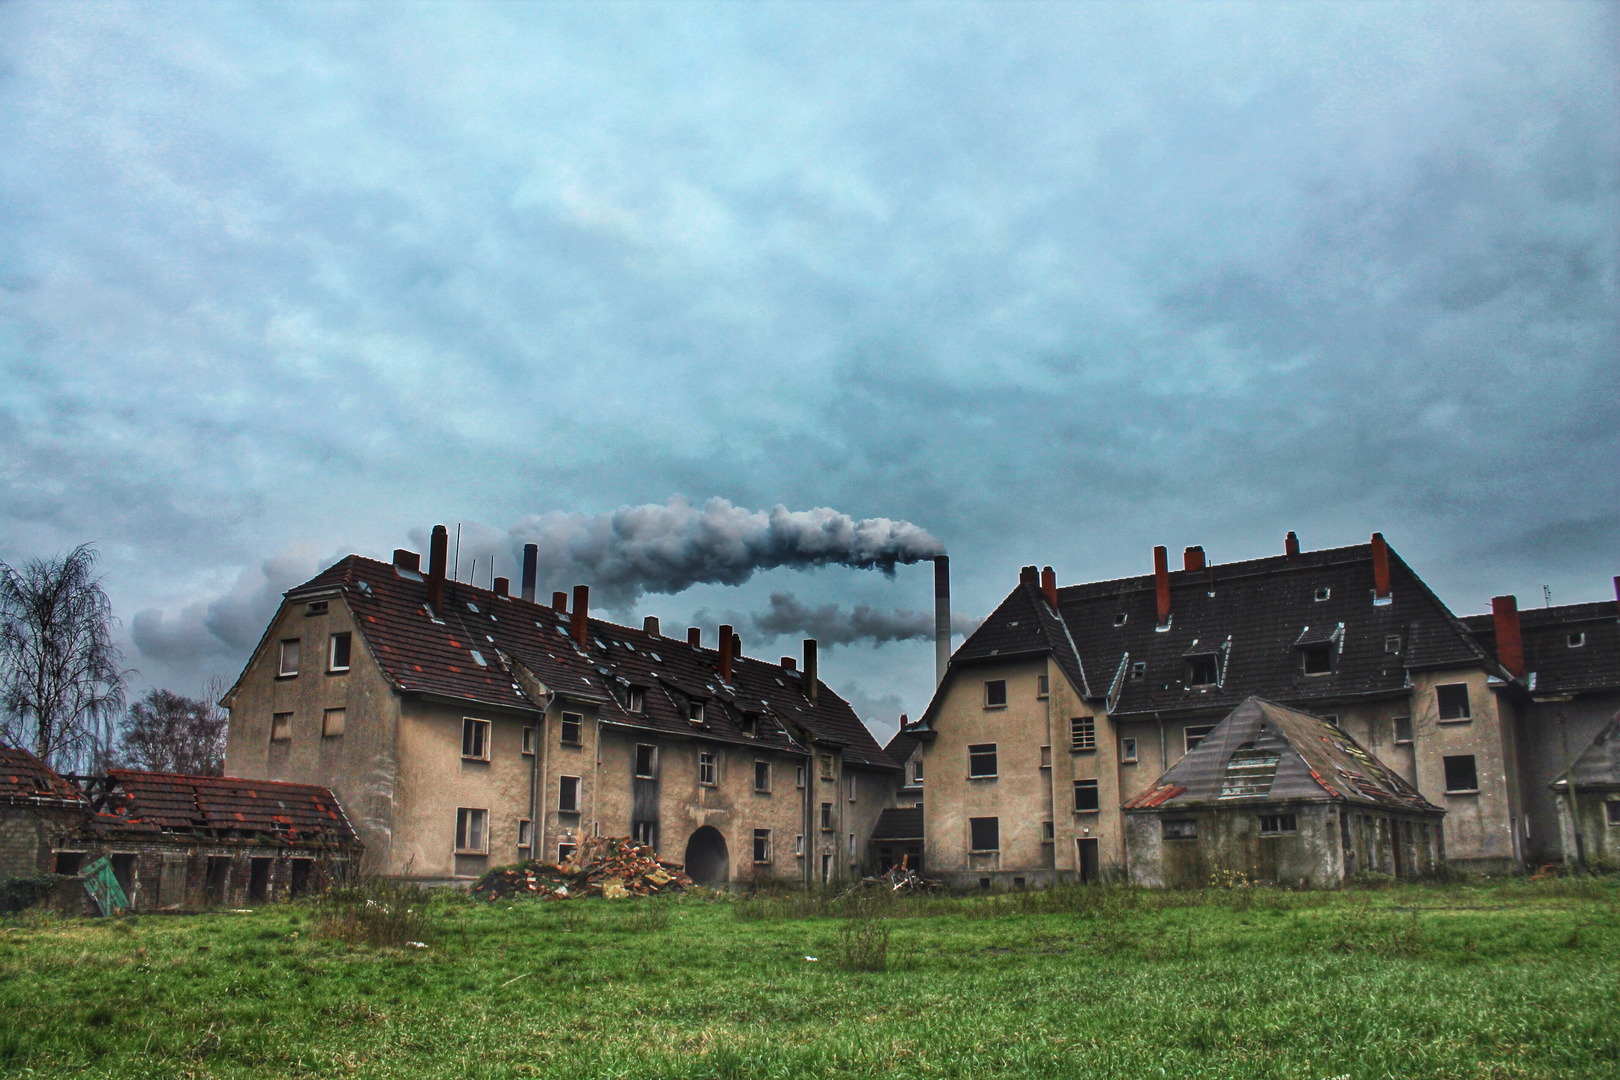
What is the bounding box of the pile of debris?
[471,837,691,901]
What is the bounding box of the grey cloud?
[131,549,336,663]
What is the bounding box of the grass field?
[2,877,1618,1079]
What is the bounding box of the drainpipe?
[538,702,552,862]
[531,692,552,864]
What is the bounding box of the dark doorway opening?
[53,851,84,875]
[110,854,137,900]
[684,826,730,884]
[290,859,313,898]
[204,857,230,905]
[1076,838,1100,883]
[248,858,272,902]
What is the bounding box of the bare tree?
[116,681,228,776]
[0,544,128,771]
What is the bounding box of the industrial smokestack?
[1371,533,1391,600]
[1154,545,1170,626]
[521,544,538,602]
[1040,566,1058,609]
[803,639,818,706]
[718,624,734,681]
[1491,595,1525,678]
[427,525,448,610]
[571,585,589,647]
[933,555,951,687]
[552,591,568,613]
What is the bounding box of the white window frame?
[558,775,581,813]
[278,639,300,677]
[1120,737,1138,764]
[462,717,492,761]
[321,708,345,737]
[698,751,717,787]
[328,632,351,673]
[455,807,489,854]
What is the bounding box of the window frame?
[796,764,806,788]
[1183,725,1215,754]
[847,774,856,802]
[461,717,492,761]
[1073,778,1100,813]
[1568,633,1586,649]
[967,743,998,779]
[455,807,490,854]
[1186,654,1221,686]
[560,712,584,746]
[558,774,581,814]
[1162,818,1197,840]
[1300,643,1333,676]
[321,708,345,737]
[911,759,924,784]
[634,743,657,779]
[632,820,657,847]
[1392,716,1413,745]
[820,802,833,831]
[1036,674,1049,698]
[1436,684,1472,722]
[1605,801,1620,827]
[847,833,856,859]
[984,680,1008,708]
[968,816,1000,853]
[522,726,537,755]
[517,819,533,849]
[327,632,352,673]
[1385,634,1402,654]
[1120,737,1138,764]
[754,760,771,793]
[698,751,717,787]
[1443,754,1479,794]
[270,712,293,743]
[1258,813,1297,835]
[278,639,300,678]
[626,686,646,713]
[1070,716,1096,753]
[558,842,577,863]
[795,834,805,857]
[1129,661,1146,681]
[753,828,772,864]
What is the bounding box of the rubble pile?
[471,837,691,901]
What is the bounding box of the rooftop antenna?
[1544,584,1552,608]
[470,558,477,588]
[453,523,462,582]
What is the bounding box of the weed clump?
[835,894,891,972]
[312,878,432,948]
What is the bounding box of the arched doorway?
[684,826,730,884]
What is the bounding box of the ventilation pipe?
[1285,531,1301,559]
[688,627,701,648]
[1371,533,1391,600]
[802,639,819,706]
[571,585,589,647]
[1184,546,1206,572]
[718,624,734,681]
[1040,566,1058,609]
[1153,545,1171,626]
[644,616,660,637]
[1492,595,1525,678]
[427,525,448,610]
[552,591,568,613]
[521,544,538,603]
[933,555,951,687]
[493,577,510,597]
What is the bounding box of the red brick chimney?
[493,577,509,597]
[688,627,701,648]
[1154,545,1171,626]
[1040,566,1058,609]
[1020,565,1038,586]
[552,591,568,613]
[1285,531,1300,559]
[718,623,734,681]
[1492,595,1525,678]
[427,525,448,611]
[781,656,796,671]
[1371,532,1391,600]
[1183,546,1206,572]
[571,585,589,647]
[393,549,420,573]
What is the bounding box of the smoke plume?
[509,497,943,608]
[739,592,981,648]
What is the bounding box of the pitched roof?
[870,806,924,841]
[276,556,896,769]
[1124,697,1441,815]
[947,541,1495,721]
[95,770,358,843]
[1460,601,1620,695]
[884,725,922,766]
[1553,710,1620,790]
[0,743,88,807]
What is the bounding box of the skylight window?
[1129,661,1146,681]
[1568,633,1586,648]
[467,602,479,613]
[469,650,487,667]
[1313,587,1331,601]
[1114,613,1128,626]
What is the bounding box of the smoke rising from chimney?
[729,591,982,648]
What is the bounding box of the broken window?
[632,820,657,847]
[1300,644,1333,675]
[328,632,351,672]
[1186,655,1220,685]
[969,817,1000,851]
[289,859,312,898]
[462,718,491,760]
[689,701,706,724]
[1162,819,1197,840]
[984,680,1007,708]
[626,686,645,712]
[1219,744,1281,798]
[1129,661,1146,681]
[322,708,345,737]
[968,743,998,778]
[820,802,833,830]
[698,752,717,787]
[559,775,580,813]
[754,760,771,792]
[306,600,328,616]
[558,843,576,863]
[456,808,488,852]
[1436,684,1471,721]
[1183,725,1214,753]
[1070,716,1096,752]
[634,744,657,778]
[560,712,583,745]
[278,639,300,677]
[753,829,772,864]
[1314,587,1331,601]
[1385,634,1402,654]
[270,712,292,742]
[1258,813,1297,835]
[518,819,533,848]
[1392,716,1413,745]
[1037,674,1049,697]
[53,851,84,875]
[1115,612,1128,626]
[1073,779,1099,812]
[820,754,835,779]
[1443,755,1478,794]
[1120,737,1138,763]
[522,727,537,755]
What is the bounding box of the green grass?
[2,878,1619,1079]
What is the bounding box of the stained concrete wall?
[1406,669,1520,871]
[1517,694,1620,865]
[1555,786,1620,868]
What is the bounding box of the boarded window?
[1259,814,1297,835]
[462,718,491,760]
[820,754,834,779]
[968,743,998,778]
[456,808,488,852]
[1184,725,1214,753]
[753,829,772,863]
[1436,684,1471,721]
[1392,716,1413,744]
[559,775,580,813]
[278,639,300,676]
[270,712,292,742]
[1073,779,1099,812]
[969,817,1000,851]
[754,761,771,792]
[322,708,345,737]
[1443,755,1478,793]
[984,680,1007,707]
[1162,819,1197,840]
[1219,745,1281,798]
[328,632,351,672]
[1070,716,1096,752]
[698,752,717,786]
[634,744,657,778]
[560,712,583,745]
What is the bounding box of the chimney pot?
[571,585,589,647]
[1154,545,1171,626]
[1285,531,1300,559]
[899,713,908,729]
[1040,566,1058,609]
[393,549,420,573]
[688,627,701,648]
[521,543,538,603]
[493,577,510,597]
[643,616,660,637]
[718,624,734,681]
[802,639,818,706]
[1492,595,1525,679]
[427,525,448,610]
[1183,546,1206,573]
[1371,532,1391,599]
[781,657,796,671]
[552,591,568,613]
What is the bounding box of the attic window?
[1300,643,1333,675]
[689,701,706,724]
[984,680,1007,708]
[1219,744,1280,798]
[1129,661,1146,681]
[1185,655,1219,686]
[466,602,479,613]
[626,686,645,713]
[1114,613,1128,626]
[1184,725,1214,753]
[1385,635,1402,654]
[305,601,328,616]
[1568,633,1586,648]
[1314,587,1331,602]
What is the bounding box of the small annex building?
[1123,697,1445,889]
[1550,711,1620,868]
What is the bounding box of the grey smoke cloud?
[746,591,982,648]
[508,497,944,609]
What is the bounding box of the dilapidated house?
[1123,697,1445,888]
[1550,711,1620,868]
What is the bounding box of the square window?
[1259,814,1297,835]
[698,752,717,787]
[1162,819,1197,840]
[1070,716,1096,752]
[969,817,999,852]
[820,802,833,830]
[522,727,537,755]
[1443,755,1478,794]
[1385,635,1402,654]
[753,829,772,864]
[1073,779,1099,813]
[754,760,771,793]
[968,743,998,778]
[1184,725,1214,753]
[1186,655,1220,685]
[560,712,583,745]
[1314,587,1331,601]
[634,744,657,778]
[517,819,533,848]
[270,712,292,742]
[1392,717,1413,745]
[558,842,577,863]
[1037,674,1049,697]
[1120,737,1138,763]
[1436,684,1471,721]
[278,639,300,677]
[1114,612,1128,626]
[321,708,345,737]
[626,686,645,712]
[558,775,580,813]
[328,632,351,672]
[984,680,1007,708]
[1129,661,1146,681]
[455,808,488,853]
[462,718,491,760]
[1568,633,1586,649]
[1300,644,1332,675]
[796,764,806,788]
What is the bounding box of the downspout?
[592,713,602,842]
[1157,715,1166,772]
[532,692,552,862]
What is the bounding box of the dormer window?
[1385,635,1402,654]
[1129,661,1146,681]
[1568,633,1586,648]
[1185,654,1219,686]
[1313,587,1331,602]
[626,686,645,713]
[1300,643,1333,675]
[689,701,706,724]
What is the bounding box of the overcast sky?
[2,1,1615,742]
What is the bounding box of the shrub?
[0,874,65,915]
[311,878,432,948]
[835,894,890,972]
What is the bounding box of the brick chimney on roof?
[1040,566,1058,609]
[427,525,448,610]
[521,544,538,603]
[571,585,589,647]
[1184,546,1205,572]
[803,639,818,706]
[718,624,734,681]
[493,577,509,597]
[644,616,660,637]
[781,656,796,670]
[552,591,568,613]
[1492,595,1525,678]
[393,549,420,573]
[1154,545,1171,626]
[1371,532,1391,600]
[688,627,701,647]
[1286,531,1300,559]
[1020,565,1038,586]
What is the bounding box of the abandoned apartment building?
[1,742,358,911]
[906,534,1620,887]
[222,525,901,887]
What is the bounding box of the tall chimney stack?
[1371,532,1391,600]
[1492,595,1525,678]
[571,585,589,647]
[1154,545,1171,626]
[644,616,660,637]
[493,577,510,597]
[802,639,818,706]
[1285,531,1300,559]
[1183,546,1205,573]
[521,544,538,603]
[1040,566,1058,609]
[688,627,701,648]
[427,525,448,610]
[552,591,568,613]
[933,555,951,687]
[718,624,734,681]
